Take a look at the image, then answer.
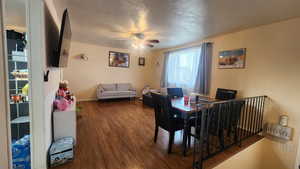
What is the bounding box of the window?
[165,47,202,92]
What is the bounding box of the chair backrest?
[151,92,173,130]
[193,99,245,165]
[167,88,184,98]
[217,100,244,129]
[215,88,237,100]
[204,99,244,135]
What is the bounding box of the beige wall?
[63,41,155,101]
[151,18,300,169]
[214,138,287,169]
[214,139,263,169]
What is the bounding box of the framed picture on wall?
[109,51,130,68]
[138,57,145,66]
[218,48,246,69]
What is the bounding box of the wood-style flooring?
[54,100,262,169]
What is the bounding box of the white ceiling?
[53,0,300,49]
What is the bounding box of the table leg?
[182,116,189,156]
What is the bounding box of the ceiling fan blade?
[146,44,154,48]
[147,39,160,43]
[133,33,145,39]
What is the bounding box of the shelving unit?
[10,101,29,104]
[11,116,30,124]
[7,37,30,140]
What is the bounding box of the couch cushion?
[101,84,116,91]
[101,91,133,97]
[117,83,131,91]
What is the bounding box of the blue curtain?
[160,43,213,95]
[160,51,170,88]
[195,43,213,95]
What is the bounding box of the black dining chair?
[167,88,184,98]
[215,88,239,141]
[225,100,245,138]
[215,88,237,100]
[151,92,185,153]
[209,100,244,149]
[189,100,244,157]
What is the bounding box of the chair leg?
[227,126,232,137]
[206,135,210,156]
[187,128,191,148]
[219,130,225,150]
[154,126,159,143]
[168,131,175,154]
[234,126,238,144]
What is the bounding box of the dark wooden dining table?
[171,96,217,156]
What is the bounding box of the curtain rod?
[163,42,213,54]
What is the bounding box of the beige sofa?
[97,83,136,100]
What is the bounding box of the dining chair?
[215,88,239,142]
[189,99,244,155]
[209,100,244,149]
[215,88,237,100]
[167,88,184,98]
[224,100,245,139]
[151,92,185,153]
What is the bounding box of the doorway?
[0,0,10,168]
[2,0,32,168]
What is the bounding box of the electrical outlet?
[264,123,293,141]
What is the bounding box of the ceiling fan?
[131,32,160,48]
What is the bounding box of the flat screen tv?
[44,5,59,67]
[52,9,72,67]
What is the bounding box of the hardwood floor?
[54,100,262,169]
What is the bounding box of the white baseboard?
[77,98,98,102]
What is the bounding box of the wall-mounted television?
[45,8,72,68]
[55,9,72,67]
[44,5,59,67]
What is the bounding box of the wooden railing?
[192,96,267,169]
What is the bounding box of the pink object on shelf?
[57,89,66,97]
[184,96,189,105]
[54,98,69,111]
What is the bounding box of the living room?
[1,0,300,169]
[61,1,300,168]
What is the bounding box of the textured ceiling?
[53,0,300,49]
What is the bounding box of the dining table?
[171,96,218,156]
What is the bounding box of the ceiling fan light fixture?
[132,39,146,49]
[133,33,145,39]
[139,44,145,49]
[130,32,160,49]
[132,43,138,49]
[132,43,145,49]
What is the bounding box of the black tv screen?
[55,9,72,67]
[44,5,59,67]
